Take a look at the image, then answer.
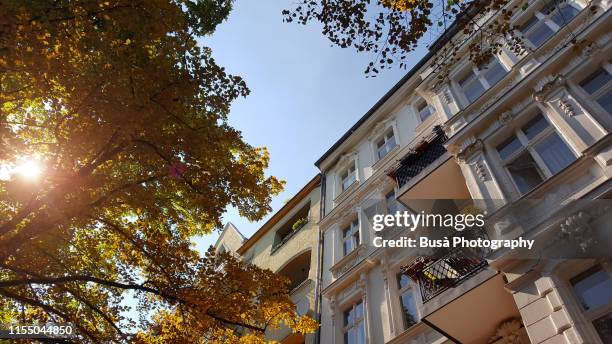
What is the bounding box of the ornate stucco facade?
[217,0,611,342]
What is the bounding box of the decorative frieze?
[331,245,365,278]
[533,74,566,102]
[558,211,594,252]
[471,160,489,182]
[557,97,577,117]
[454,137,484,162]
[498,110,514,125]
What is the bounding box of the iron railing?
[392,126,448,189]
[401,227,491,303]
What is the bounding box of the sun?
[14,159,43,180]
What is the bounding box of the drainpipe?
[313,173,325,344]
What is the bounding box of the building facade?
[216,175,322,344]
[314,0,611,342]
[216,0,611,342]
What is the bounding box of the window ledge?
[385,322,429,344]
[334,180,359,207]
[330,244,365,277]
[414,112,438,135]
[372,145,401,172]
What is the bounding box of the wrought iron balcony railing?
[390,126,448,189]
[400,227,490,303]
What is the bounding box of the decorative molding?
[329,295,336,324]
[498,110,514,125]
[558,97,577,117]
[533,74,566,102]
[557,210,602,252]
[454,137,484,162]
[370,117,395,139]
[330,245,366,278]
[471,160,489,182]
[338,151,357,167]
[358,272,367,299]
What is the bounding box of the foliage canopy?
[0,0,316,342]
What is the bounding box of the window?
[570,264,612,343]
[385,189,405,215]
[342,219,360,255]
[376,128,397,160]
[458,58,508,104]
[415,98,435,122]
[343,300,365,344]
[341,163,357,191]
[579,66,612,115]
[518,0,580,48]
[496,113,575,195]
[571,265,612,311]
[397,273,418,329]
[592,313,612,344]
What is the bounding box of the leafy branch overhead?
[283,0,598,77]
[0,0,315,342]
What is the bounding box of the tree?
[0,0,316,342]
[283,0,599,78]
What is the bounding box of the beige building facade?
[216,175,322,344]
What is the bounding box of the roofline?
[213,222,245,249]
[314,8,477,169]
[236,174,322,255]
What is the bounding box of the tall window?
[341,163,357,191]
[385,189,405,215]
[343,300,366,344]
[342,219,360,255]
[458,58,508,104]
[496,113,575,195]
[518,0,580,48]
[570,264,612,343]
[397,273,418,329]
[376,128,397,160]
[415,97,435,122]
[579,66,612,115]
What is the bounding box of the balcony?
[271,203,311,254]
[389,126,471,209]
[390,125,447,190]
[401,227,523,343]
[400,227,491,303]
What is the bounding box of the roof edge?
[236,174,322,255]
[314,8,476,169]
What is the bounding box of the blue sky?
[193,0,428,251]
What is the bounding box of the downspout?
[313,173,325,344]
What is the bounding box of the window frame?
[577,62,612,115]
[385,188,408,216]
[414,97,436,123]
[375,127,398,161]
[342,299,366,344]
[342,219,361,256]
[516,0,582,49]
[568,261,612,344]
[454,56,509,107]
[495,112,576,195]
[341,162,357,192]
[396,272,420,330]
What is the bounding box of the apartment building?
[216,175,322,344]
[314,0,611,343]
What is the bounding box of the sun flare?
[14,159,43,180]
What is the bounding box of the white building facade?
[314,0,612,342]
